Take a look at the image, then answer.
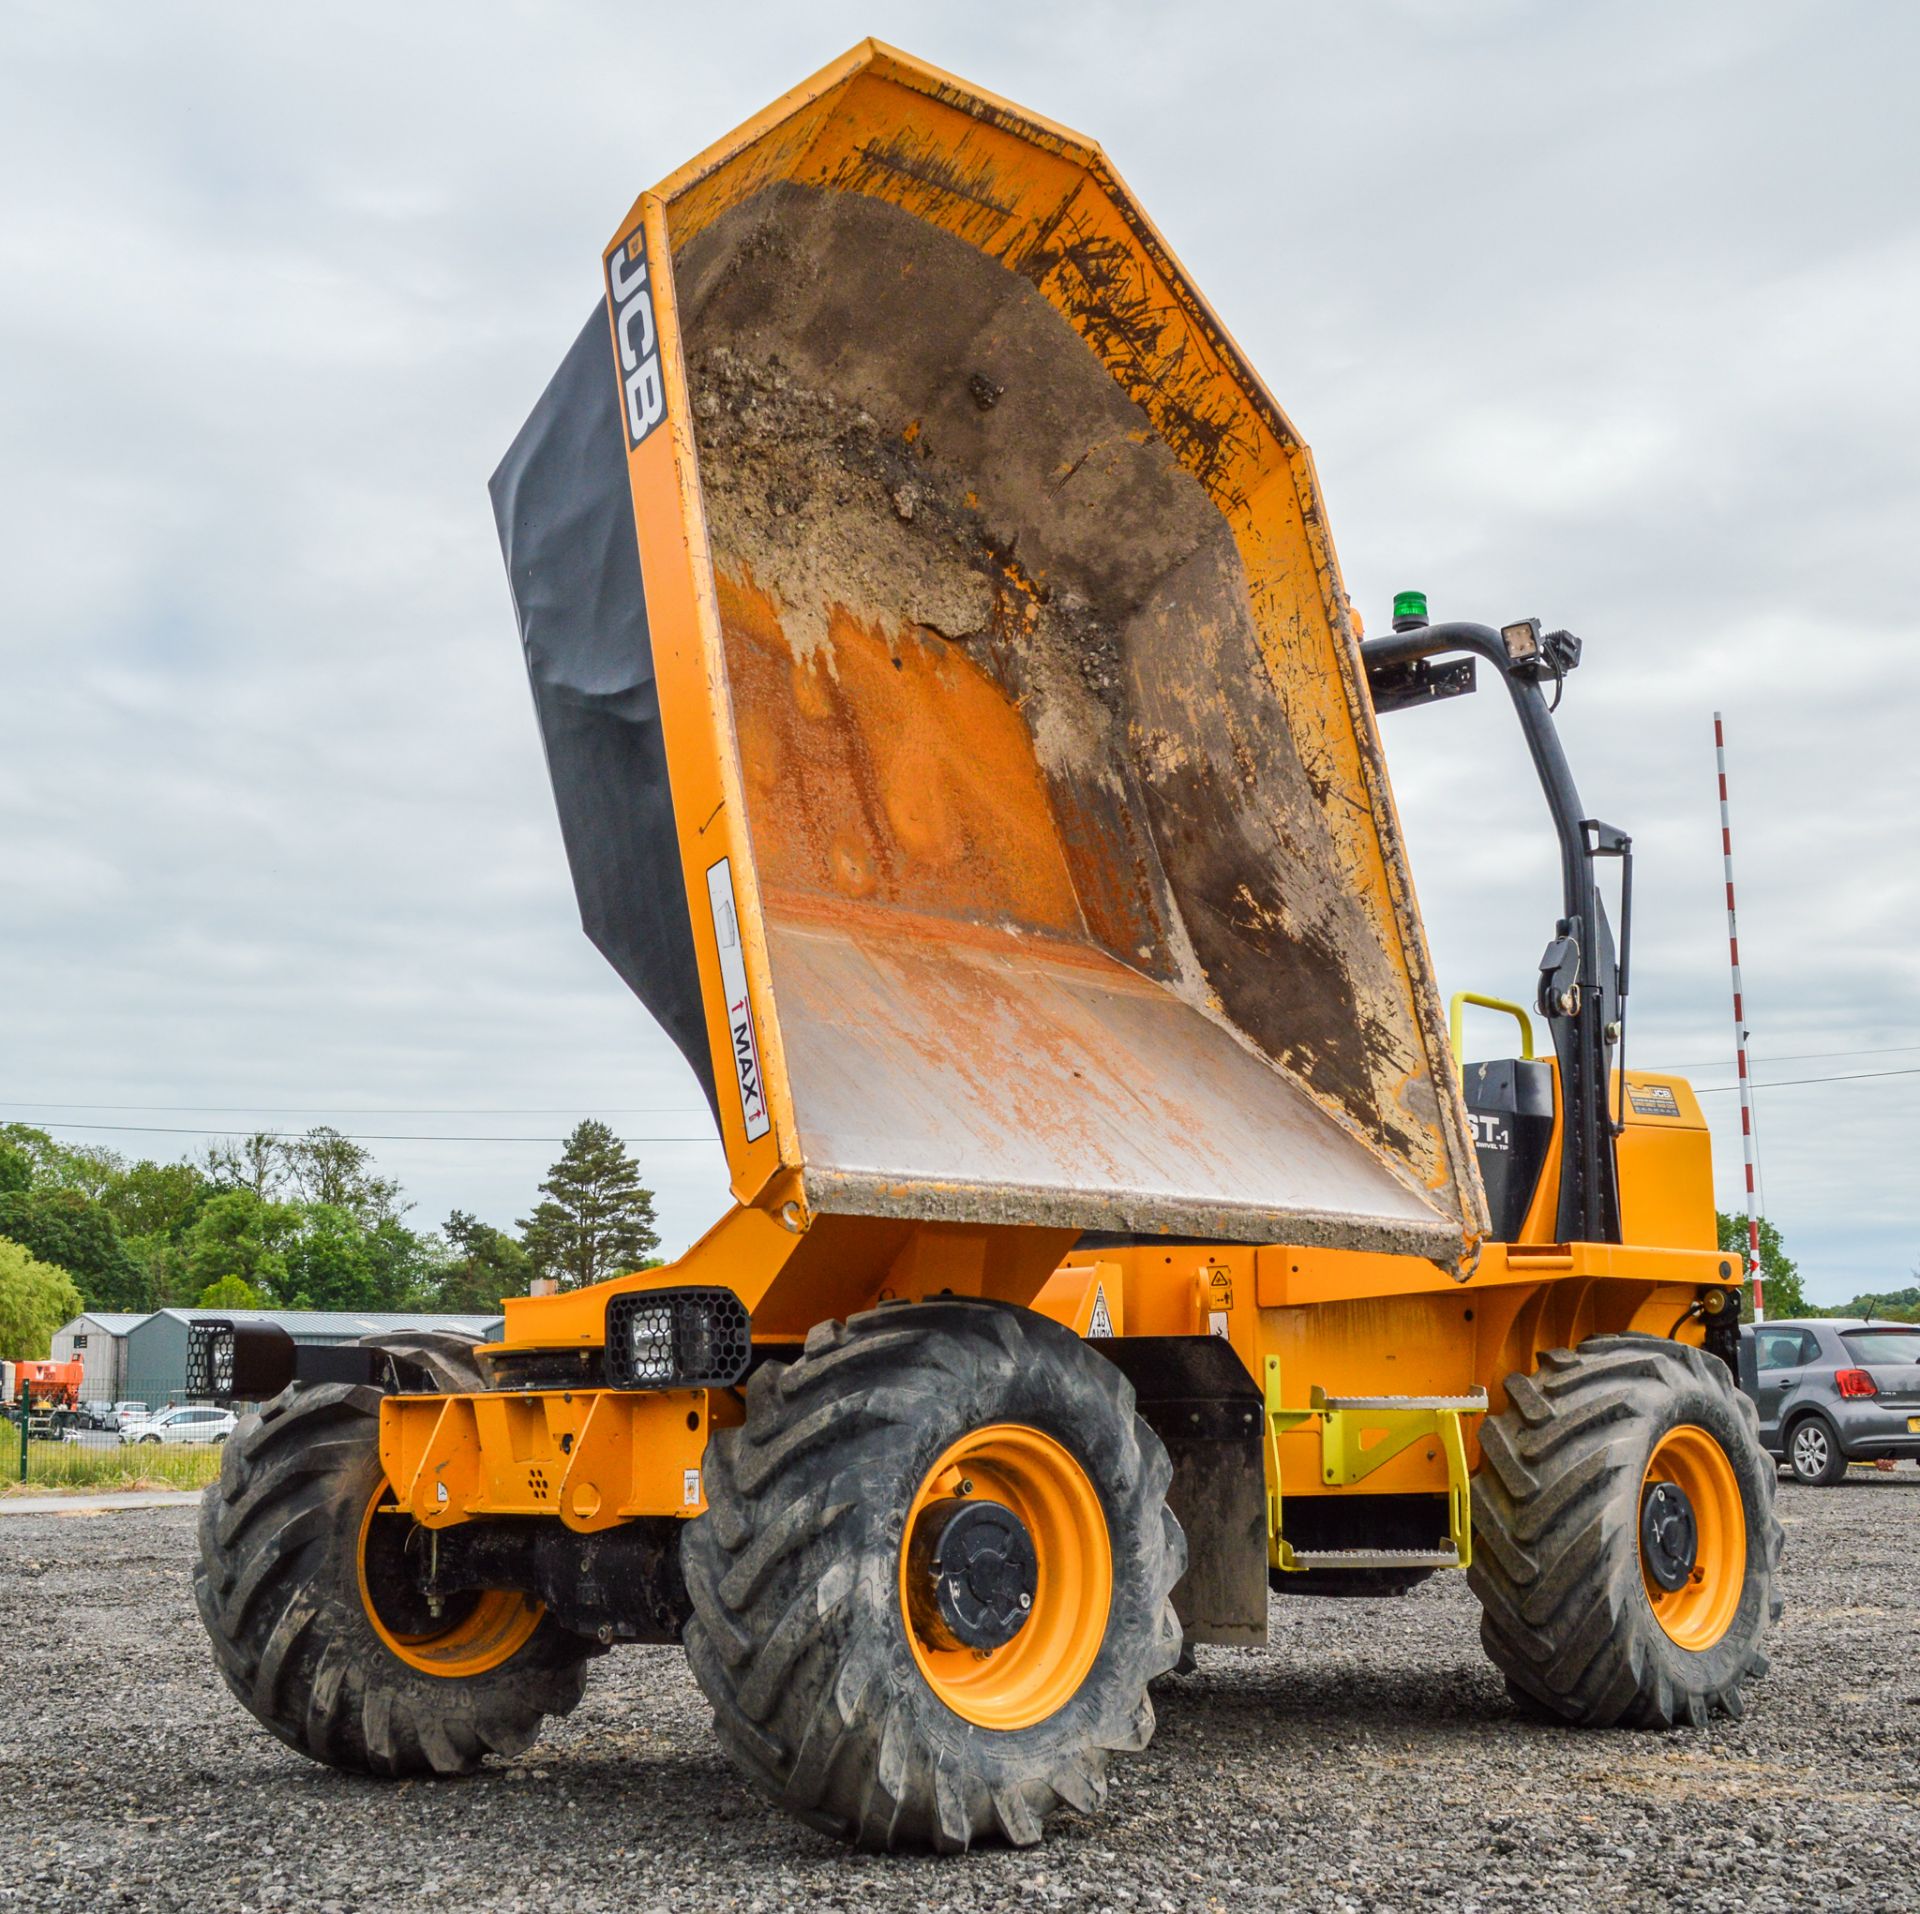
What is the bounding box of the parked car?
[1743,1319,1920,1484]
[121,1404,238,1446]
[110,1401,152,1432]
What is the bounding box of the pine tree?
[518,1121,660,1290]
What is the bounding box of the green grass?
[6,1438,221,1493]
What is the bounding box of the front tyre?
[1787,1415,1848,1486]
[682,1300,1185,1852]
[193,1381,593,1775]
[1470,1336,1783,1728]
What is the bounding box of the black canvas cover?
[489,311,718,1123]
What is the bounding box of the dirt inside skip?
[675,181,1436,1166]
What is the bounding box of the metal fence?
[7,1373,246,1491]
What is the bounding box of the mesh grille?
[185,1322,235,1402]
[605,1288,751,1390]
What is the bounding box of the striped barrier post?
[1714,712,1764,1321]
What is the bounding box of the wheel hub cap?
[1639,1478,1698,1591]
[907,1497,1038,1650]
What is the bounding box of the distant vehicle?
[1743,1320,1920,1485]
[110,1401,152,1432]
[121,1405,237,1446]
[1,1357,85,1411]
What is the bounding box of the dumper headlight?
[605,1288,751,1390]
[624,1304,675,1383]
[1500,618,1542,663]
[186,1318,298,1404]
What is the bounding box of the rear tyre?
[682,1300,1185,1852]
[1786,1415,1847,1487]
[193,1380,592,1775]
[1470,1336,1783,1728]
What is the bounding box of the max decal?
[706,859,771,1142]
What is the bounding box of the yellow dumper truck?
[190,42,1781,1852]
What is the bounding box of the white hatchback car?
[122,1404,237,1445]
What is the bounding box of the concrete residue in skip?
[674,180,1453,1196]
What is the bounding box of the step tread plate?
[1315,1391,1488,1413]
[1287,1545,1461,1569]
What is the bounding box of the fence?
[7,1372,248,1493]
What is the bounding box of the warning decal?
[1086,1283,1114,1339]
[1627,1083,1682,1119]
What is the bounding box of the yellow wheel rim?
[899,1423,1112,1731]
[357,1487,544,1678]
[1639,1425,1745,1651]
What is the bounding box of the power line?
[1692,1065,1920,1095]
[15,1120,716,1145]
[11,1071,1914,1144]
[1651,1040,1920,1071]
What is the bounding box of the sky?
[2,1,1914,1303]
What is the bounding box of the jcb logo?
[607,228,665,448]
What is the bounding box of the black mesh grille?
[186,1321,235,1402]
[605,1288,750,1390]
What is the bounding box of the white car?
[122,1404,237,1445]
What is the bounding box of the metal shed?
[49,1313,151,1403]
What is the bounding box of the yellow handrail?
[1448,992,1535,1080]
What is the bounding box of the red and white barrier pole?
[1714,712,1764,1321]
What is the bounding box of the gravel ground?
[2,1471,1915,1913]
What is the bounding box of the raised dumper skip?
[190,41,1782,1853]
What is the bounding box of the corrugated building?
[48,1313,151,1402]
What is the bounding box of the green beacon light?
[1392,589,1429,634]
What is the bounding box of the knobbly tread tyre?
[192,1379,592,1777]
[357,1330,489,1396]
[682,1298,1186,1852]
[1469,1334,1784,1729]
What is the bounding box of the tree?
[101,1159,211,1242]
[276,1207,438,1313]
[1716,1211,1807,1321]
[279,1205,379,1312]
[433,1210,532,1312]
[0,1123,122,1195]
[1827,1283,1920,1324]
[285,1127,406,1226]
[196,1274,262,1310]
[183,1189,298,1302]
[0,1186,145,1312]
[96,1159,217,1309]
[203,1133,292,1201]
[0,1141,31,1199]
[518,1121,659,1290]
[0,1236,85,1361]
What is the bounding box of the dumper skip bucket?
[492,42,1485,1260]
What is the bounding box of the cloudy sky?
[3,2,1914,1301]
